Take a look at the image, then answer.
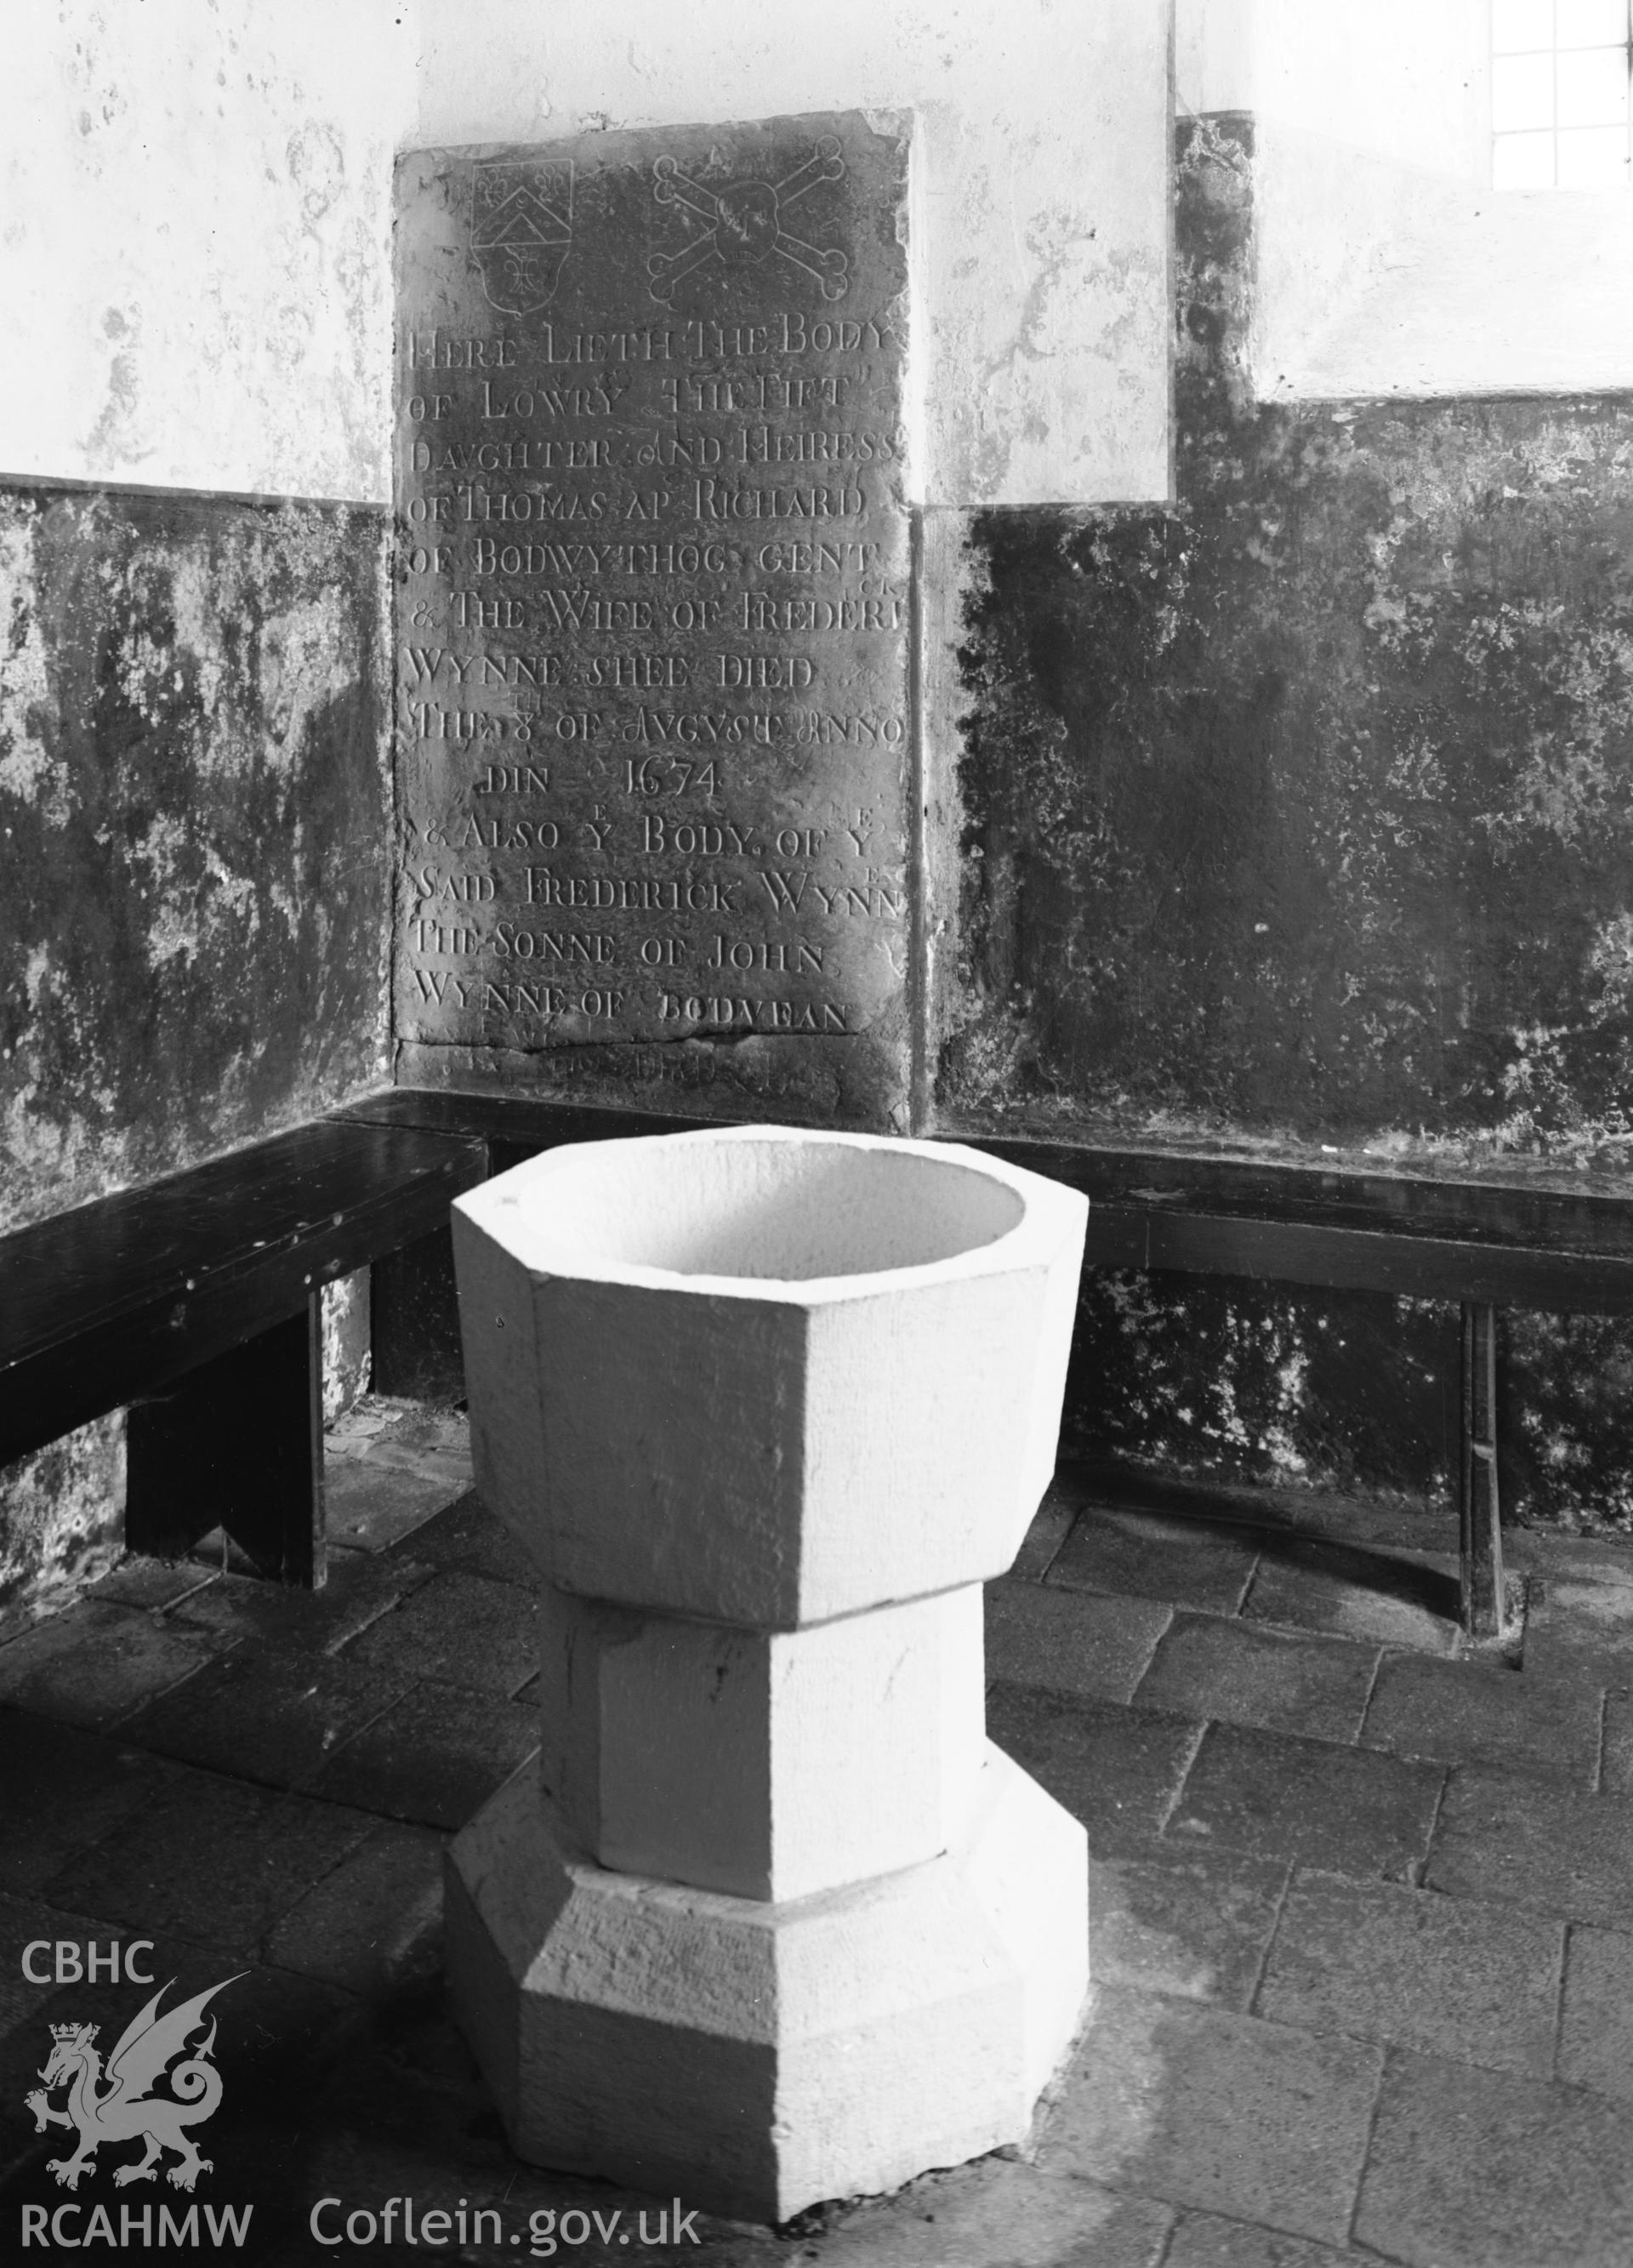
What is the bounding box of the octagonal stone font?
[534,1581,986,1902]
[451,1125,1089,1628]
[447,1742,1089,2225]
[448,1120,1092,2218]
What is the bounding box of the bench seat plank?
[981,1139,1633,1314]
[333,1086,701,1154]
[336,1086,1633,1638]
[0,1119,486,1468]
[337,1092,1633,1310]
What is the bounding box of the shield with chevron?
[471,159,574,316]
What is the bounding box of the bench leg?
[125,1296,326,1587]
[372,1223,466,1402]
[1459,1300,1505,1638]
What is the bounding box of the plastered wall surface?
[0,0,413,501]
[1205,0,1633,400]
[413,0,1173,507]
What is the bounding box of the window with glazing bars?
[1493,0,1633,186]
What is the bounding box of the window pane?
[1556,0,1627,48]
[1493,128,1559,185]
[1556,46,1629,122]
[1493,49,1558,128]
[1493,0,1557,51]
[1556,122,1632,180]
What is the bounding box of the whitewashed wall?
[0,0,413,500]
[1179,0,1633,401]
[12,6,1624,499]
[1,3,1169,508]
[415,0,1175,508]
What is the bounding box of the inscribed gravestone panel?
[394,114,911,1103]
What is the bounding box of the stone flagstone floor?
[2,1400,1632,2265]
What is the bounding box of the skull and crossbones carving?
[649,137,849,304]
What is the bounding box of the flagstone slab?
[119,1645,416,1790]
[40,1767,376,1957]
[818,2159,1175,2268]
[988,1684,1203,1856]
[349,1568,537,1700]
[1133,1615,1377,1744]
[1048,1507,1260,1616]
[0,1707,189,1896]
[1557,1923,1633,2103]
[1362,1653,1602,1787]
[1163,2211,1366,2267]
[1168,1722,1444,1881]
[1090,1847,1289,2010]
[1243,1540,1459,1655]
[1355,2049,1633,2268]
[1255,1871,1564,2075]
[1041,1985,1382,2247]
[0,1602,218,1731]
[306,1680,539,1832]
[987,1578,1171,1707]
[1425,1765,1633,1929]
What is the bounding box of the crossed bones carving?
[649,138,849,304]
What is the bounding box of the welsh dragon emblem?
[26,1973,242,2192]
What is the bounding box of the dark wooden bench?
[13,1080,1629,1630]
[338,1088,1633,1638]
[984,1137,1633,1636]
[0,1116,486,1585]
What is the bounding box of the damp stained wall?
[934,112,1633,1529]
[940,112,1633,1177]
[0,2,409,1616]
[2,0,407,1233]
[0,482,391,1234]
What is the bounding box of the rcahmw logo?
[19,1967,253,2248]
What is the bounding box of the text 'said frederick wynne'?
[394,116,912,1104]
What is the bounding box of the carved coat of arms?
[471,159,574,316]
[649,138,848,303]
[26,1973,242,2192]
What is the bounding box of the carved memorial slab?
[393,115,911,1091]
